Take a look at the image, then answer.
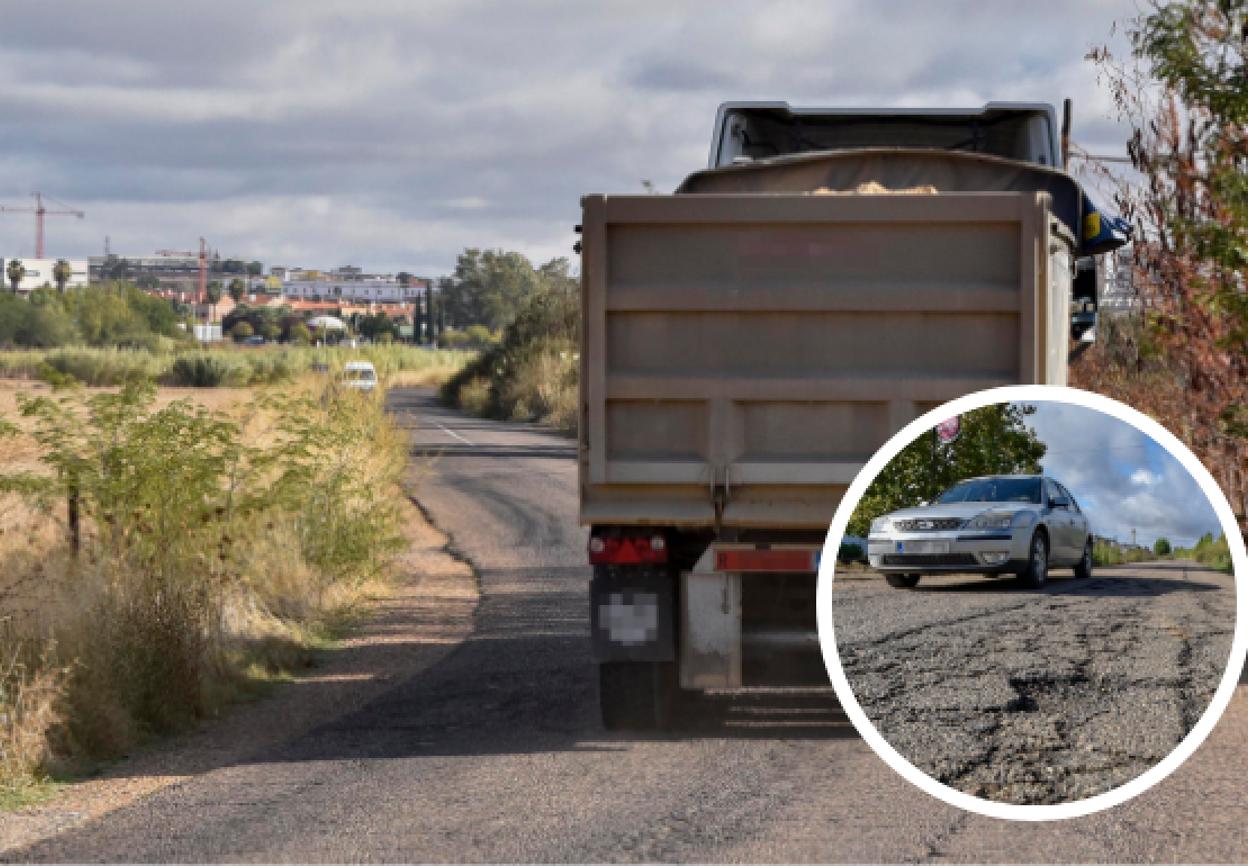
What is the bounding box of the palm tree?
[52,258,73,294]
[227,277,246,304]
[6,258,25,294]
[205,280,224,323]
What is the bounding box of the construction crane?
[0,192,85,258]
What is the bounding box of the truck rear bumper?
[681,544,823,690]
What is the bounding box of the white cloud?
[1027,402,1222,548]
[0,0,1140,273]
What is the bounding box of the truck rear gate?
[580,192,1072,531]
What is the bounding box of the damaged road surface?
[831,565,1236,804]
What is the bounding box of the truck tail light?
[588,532,668,565]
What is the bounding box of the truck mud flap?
[589,565,676,662]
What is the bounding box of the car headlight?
[965,510,1026,530]
[869,516,892,535]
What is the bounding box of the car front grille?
[881,554,979,567]
[892,517,965,532]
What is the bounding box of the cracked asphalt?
[832,566,1237,804]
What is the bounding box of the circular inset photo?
[817,386,1246,821]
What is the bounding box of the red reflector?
[588,534,668,565]
[714,548,817,573]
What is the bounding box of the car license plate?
[896,541,950,554]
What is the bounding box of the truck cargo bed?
[579,192,1074,530]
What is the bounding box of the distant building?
[1,257,89,292]
[281,275,430,303]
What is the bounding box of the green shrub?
[457,376,493,416]
[38,348,160,387]
[166,355,243,387]
[838,542,865,563]
[230,321,254,342]
[1178,532,1233,573]
[438,328,470,349]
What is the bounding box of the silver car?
[866,475,1092,589]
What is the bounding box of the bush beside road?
[0,370,441,807]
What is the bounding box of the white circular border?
[816,385,1248,822]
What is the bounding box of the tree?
[425,283,437,344]
[52,258,73,293]
[357,312,397,342]
[230,321,254,342]
[260,323,281,342]
[397,271,412,287]
[6,259,25,293]
[205,280,223,323]
[1154,537,1173,556]
[288,322,312,345]
[1080,1,1248,534]
[847,404,1048,537]
[228,277,246,304]
[246,261,263,276]
[135,274,160,290]
[438,249,545,330]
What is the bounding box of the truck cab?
[709,102,1064,169]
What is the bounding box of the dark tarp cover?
[675,148,1128,256]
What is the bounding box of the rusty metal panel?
[580,192,1072,529]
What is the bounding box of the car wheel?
[885,573,921,589]
[1074,538,1093,579]
[1019,531,1048,589]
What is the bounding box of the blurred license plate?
[897,541,950,554]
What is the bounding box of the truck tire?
[885,573,921,589]
[1019,531,1049,589]
[599,661,676,731]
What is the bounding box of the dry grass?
[0,375,410,801]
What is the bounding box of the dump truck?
[578,101,1123,729]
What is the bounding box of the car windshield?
[344,369,375,380]
[934,477,1041,504]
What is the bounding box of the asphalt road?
[832,566,1236,804]
[11,389,1246,862]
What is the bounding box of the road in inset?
[832,567,1236,804]
[9,390,1247,862]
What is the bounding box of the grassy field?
[0,344,471,389]
[0,356,464,807]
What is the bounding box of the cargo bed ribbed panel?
[579,193,1072,529]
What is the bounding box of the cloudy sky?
[1026,402,1223,549]
[0,0,1138,276]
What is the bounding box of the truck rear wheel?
[885,573,921,589]
[599,661,676,731]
